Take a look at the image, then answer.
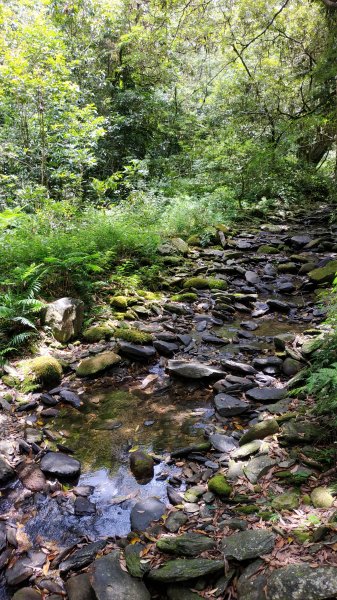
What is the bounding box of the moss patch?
[257,245,279,254]
[114,327,153,344]
[110,296,129,310]
[83,324,114,342]
[21,356,62,389]
[171,293,198,303]
[208,474,232,497]
[183,277,227,290]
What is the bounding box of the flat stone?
[237,560,268,600]
[131,497,166,530]
[209,434,238,453]
[221,359,257,375]
[17,462,47,492]
[290,235,312,247]
[148,558,224,583]
[60,541,106,574]
[252,357,283,370]
[165,512,188,533]
[167,586,202,600]
[74,497,96,515]
[214,393,249,417]
[239,419,279,446]
[280,420,323,444]
[153,340,179,356]
[222,530,275,560]
[76,351,121,376]
[246,387,285,403]
[231,440,263,459]
[0,455,15,485]
[272,491,299,511]
[118,342,156,360]
[266,299,290,313]
[243,455,276,483]
[12,590,42,600]
[167,360,225,379]
[157,533,215,556]
[91,551,150,600]
[6,556,34,586]
[265,564,337,600]
[59,389,81,408]
[40,452,81,479]
[66,574,95,600]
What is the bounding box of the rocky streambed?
[1,206,337,599]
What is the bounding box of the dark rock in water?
[214,393,249,417]
[118,342,156,360]
[0,456,15,486]
[213,376,254,394]
[171,442,211,458]
[148,558,224,583]
[178,334,193,346]
[91,551,150,600]
[276,281,295,294]
[131,497,166,530]
[290,235,312,247]
[60,541,106,574]
[153,340,179,356]
[282,357,302,376]
[156,332,179,342]
[40,452,81,480]
[241,321,259,331]
[202,333,228,345]
[165,511,188,533]
[16,400,38,412]
[239,419,279,445]
[5,556,34,586]
[66,573,95,600]
[59,389,81,408]
[12,590,42,600]
[74,497,96,516]
[246,387,285,403]
[265,564,337,600]
[209,434,238,453]
[266,299,290,313]
[237,560,268,600]
[221,359,257,375]
[167,586,202,599]
[125,543,149,578]
[129,451,154,483]
[222,530,275,560]
[157,533,215,556]
[167,486,183,506]
[167,360,225,379]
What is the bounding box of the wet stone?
[245,387,285,403]
[148,558,224,583]
[153,340,179,356]
[222,530,275,560]
[0,455,15,486]
[125,543,148,578]
[60,541,106,574]
[209,434,238,453]
[165,512,188,533]
[167,586,202,600]
[66,573,95,600]
[214,393,249,417]
[74,496,96,515]
[6,556,34,586]
[59,389,81,408]
[91,550,150,600]
[12,590,42,600]
[131,497,166,530]
[167,360,225,379]
[40,452,81,480]
[17,462,47,492]
[156,533,215,556]
[118,342,156,360]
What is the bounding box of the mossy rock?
[76,351,121,377]
[311,486,334,508]
[208,474,232,497]
[239,419,280,446]
[257,245,279,255]
[137,290,161,301]
[308,260,337,284]
[83,324,114,343]
[21,356,62,389]
[2,375,20,389]
[114,327,153,344]
[235,505,257,515]
[110,296,129,310]
[293,529,310,543]
[171,293,198,303]
[183,277,227,290]
[272,491,299,511]
[187,235,201,246]
[216,224,230,233]
[129,451,154,482]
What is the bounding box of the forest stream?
[1,206,337,599]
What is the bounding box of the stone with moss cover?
[82,324,114,342]
[187,235,201,246]
[308,259,337,285]
[21,356,62,389]
[114,327,153,344]
[110,296,129,310]
[208,474,232,496]
[171,293,198,302]
[257,245,279,254]
[183,277,227,290]
[76,351,121,377]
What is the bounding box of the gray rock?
[153,340,179,356]
[231,440,263,459]
[282,357,302,376]
[239,419,280,446]
[0,455,15,486]
[167,360,225,379]
[221,359,257,375]
[222,530,275,561]
[118,342,156,360]
[266,299,290,313]
[74,497,96,515]
[43,297,84,343]
[243,455,277,483]
[91,551,150,600]
[237,560,268,600]
[266,564,337,600]
[40,452,81,479]
[59,389,81,408]
[148,558,224,582]
[252,357,283,370]
[290,235,312,247]
[12,590,42,600]
[66,574,95,600]
[214,393,249,416]
[209,434,238,453]
[157,533,215,557]
[245,387,285,403]
[167,586,202,599]
[60,541,106,574]
[280,420,323,444]
[131,497,166,530]
[6,556,34,586]
[165,511,188,533]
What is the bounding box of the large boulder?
[21,356,62,389]
[90,551,150,600]
[43,297,84,343]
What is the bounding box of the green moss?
[208,277,228,290]
[183,277,210,289]
[215,224,230,233]
[137,290,161,301]
[21,356,62,389]
[257,245,279,254]
[83,324,114,342]
[187,235,201,246]
[171,293,198,302]
[208,474,232,497]
[114,327,153,344]
[308,259,337,284]
[235,505,257,514]
[76,351,121,377]
[110,296,129,310]
[2,375,20,388]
